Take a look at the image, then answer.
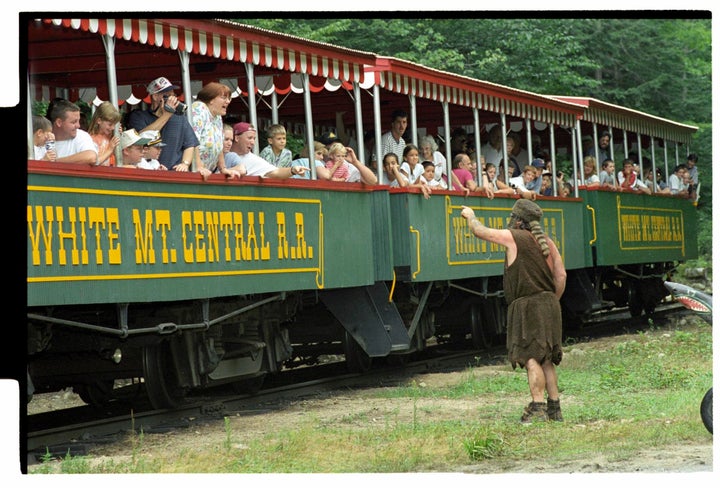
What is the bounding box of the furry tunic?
[504,229,563,369]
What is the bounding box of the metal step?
[320,282,410,357]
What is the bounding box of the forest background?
[239,16,713,264]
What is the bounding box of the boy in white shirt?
[136,130,168,170]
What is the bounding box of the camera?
[163,94,187,115]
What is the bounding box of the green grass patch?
[30,319,712,473]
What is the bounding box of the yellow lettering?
[87,207,106,265]
[55,207,79,265]
[106,208,121,264]
[154,209,174,263]
[181,211,193,263]
[277,212,288,259]
[132,209,156,264]
[258,212,270,260]
[27,205,54,266]
[205,211,220,263]
[294,212,310,259]
[193,211,206,263]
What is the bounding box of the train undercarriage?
[27,262,676,410]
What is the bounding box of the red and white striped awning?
[41,18,375,84]
[552,96,697,144]
[377,57,583,127]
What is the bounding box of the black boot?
[547,398,563,421]
[520,401,548,424]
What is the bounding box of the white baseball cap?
[147,77,180,95]
[121,129,152,150]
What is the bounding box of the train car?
[550,97,699,320]
[26,17,388,407]
[25,16,699,410]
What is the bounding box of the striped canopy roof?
[37,18,377,84]
[552,96,697,144]
[374,57,584,128]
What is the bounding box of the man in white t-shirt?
[226,122,306,178]
[49,99,98,165]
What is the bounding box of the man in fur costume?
[461,199,567,423]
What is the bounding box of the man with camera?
[126,77,199,171]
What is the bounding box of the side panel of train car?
[584,189,698,266]
[27,163,399,407]
[388,192,587,282]
[27,164,377,306]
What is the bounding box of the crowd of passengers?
[31,77,699,201]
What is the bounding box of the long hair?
[511,215,550,257]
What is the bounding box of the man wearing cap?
[118,129,152,169]
[126,76,199,171]
[461,200,566,423]
[135,130,168,170]
[226,122,305,179]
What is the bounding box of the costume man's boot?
[547,398,564,421]
[520,401,548,424]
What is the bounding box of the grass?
[29,317,712,474]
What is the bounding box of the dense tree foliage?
[238,17,712,261]
[239,17,710,122]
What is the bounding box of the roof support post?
[636,133,643,176]
[300,73,316,180]
[573,119,582,197]
[179,50,192,126]
[244,62,259,155]
[353,82,365,167]
[623,130,629,160]
[591,122,599,170]
[442,101,451,188]
[409,93,417,147]
[102,33,122,167]
[549,123,557,196]
[271,91,279,125]
[473,109,481,186]
[525,117,532,165]
[500,113,508,184]
[372,83,383,185]
[650,136,658,192]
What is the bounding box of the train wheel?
[343,330,372,373]
[470,304,491,350]
[142,341,186,409]
[74,379,115,407]
[627,282,643,318]
[701,387,713,434]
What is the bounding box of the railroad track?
[25,302,689,464]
